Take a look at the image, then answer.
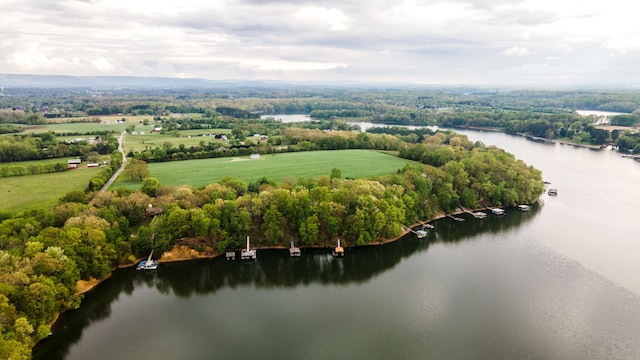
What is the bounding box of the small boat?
[472,212,487,219]
[518,205,531,211]
[548,189,558,196]
[240,236,256,260]
[225,251,236,260]
[422,223,435,229]
[289,241,301,257]
[332,239,344,257]
[491,208,505,215]
[415,229,428,238]
[137,250,158,270]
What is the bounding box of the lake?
[34,129,640,360]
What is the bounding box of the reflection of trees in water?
[33,205,540,359]
[33,272,143,360]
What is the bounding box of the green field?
[0,157,71,170]
[0,167,101,213]
[21,121,131,134]
[112,150,421,190]
[123,128,231,153]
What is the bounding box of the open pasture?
[112,149,419,190]
[0,167,101,213]
[0,157,71,171]
[22,121,130,135]
[123,128,232,153]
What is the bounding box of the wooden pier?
[332,239,344,257]
[460,207,486,219]
[289,241,301,257]
[240,236,256,260]
[446,214,465,222]
[405,226,428,238]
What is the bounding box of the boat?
[472,212,487,219]
[240,236,257,260]
[548,188,558,196]
[289,241,301,257]
[518,204,531,211]
[136,250,158,270]
[332,239,344,257]
[225,251,236,260]
[415,229,428,238]
[490,208,505,215]
[422,223,435,229]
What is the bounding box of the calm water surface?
[34,129,640,360]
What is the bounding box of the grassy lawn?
[0,167,101,213]
[112,149,421,190]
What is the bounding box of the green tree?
[141,177,160,197]
[262,205,283,245]
[330,167,342,180]
[126,158,150,182]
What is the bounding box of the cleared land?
[0,167,101,213]
[112,149,421,190]
[123,128,232,153]
[22,121,131,134]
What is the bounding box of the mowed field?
[0,167,101,213]
[112,150,421,190]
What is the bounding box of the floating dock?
[240,236,256,260]
[332,239,344,257]
[446,214,465,222]
[289,241,301,257]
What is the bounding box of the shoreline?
[60,204,515,342]
[449,125,621,151]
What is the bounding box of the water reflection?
[34,206,541,359]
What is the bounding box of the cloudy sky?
[2,0,639,86]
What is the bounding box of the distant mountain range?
[0,74,298,89]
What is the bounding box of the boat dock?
[446,214,465,222]
[289,241,301,257]
[460,207,487,219]
[418,221,435,229]
[332,239,344,257]
[137,250,158,270]
[240,236,257,260]
[405,226,428,238]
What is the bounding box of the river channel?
[34,128,640,360]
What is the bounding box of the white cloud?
[502,46,532,57]
[0,0,639,85]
